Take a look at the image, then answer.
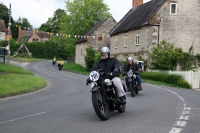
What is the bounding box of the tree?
[39,9,66,33]
[59,0,111,35]
[151,40,183,70]
[0,3,18,40]
[179,45,196,71]
[85,46,96,70]
[16,17,32,29]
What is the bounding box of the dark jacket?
[123,62,140,74]
[92,57,122,79]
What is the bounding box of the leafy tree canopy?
[59,0,111,35]
[39,9,66,33]
[151,40,183,70]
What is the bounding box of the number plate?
[89,71,99,82]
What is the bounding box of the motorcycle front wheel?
[118,104,126,113]
[92,91,110,121]
[129,80,136,97]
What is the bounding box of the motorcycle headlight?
[91,82,95,89]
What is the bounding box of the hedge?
[141,72,192,89]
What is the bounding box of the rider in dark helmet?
[86,46,126,104]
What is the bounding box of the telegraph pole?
[7,3,11,65]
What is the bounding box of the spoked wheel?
[92,91,110,121]
[129,80,136,97]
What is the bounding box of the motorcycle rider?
[86,46,126,104]
[52,56,57,65]
[58,57,64,68]
[123,57,143,90]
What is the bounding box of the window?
[136,30,140,45]
[124,33,128,47]
[98,34,103,41]
[115,36,118,48]
[32,38,38,41]
[170,3,177,15]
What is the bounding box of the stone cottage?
[75,16,117,66]
[109,0,200,69]
[18,29,50,42]
[0,19,12,40]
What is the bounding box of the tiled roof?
[0,19,8,32]
[36,32,50,39]
[21,35,32,42]
[110,0,167,35]
[75,18,107,44]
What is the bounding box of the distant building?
[0,19,12,40]
[110,0,200,68]
[18,29,50,42]
[75,16,117,66]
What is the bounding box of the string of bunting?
[8,23,104,39]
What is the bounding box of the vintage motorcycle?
[126,69,139,97]
[87,70,126,121]
[58,64,63,70]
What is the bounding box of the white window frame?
[170,3,177,15]
[135,30,140,45]
[115,36,118,49]
[124,33,128,48]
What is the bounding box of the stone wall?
[75,17,117,66]
[159,0,200,54]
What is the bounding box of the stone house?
[18,29,50,42]
[75,16,117,66]
[109,0,200,69]
[0,19,12,40]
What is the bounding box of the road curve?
[0,60,199,133]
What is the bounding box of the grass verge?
[63,62,90,75]
[0,63,47,98]
[10,56,46,62]
[0,74,46,98]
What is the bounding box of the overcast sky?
[0,0,151,28]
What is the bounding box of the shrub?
[141,72,191,89]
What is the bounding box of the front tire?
[129,80,136,97]
[92,91,110,121]
[118,104,126,113]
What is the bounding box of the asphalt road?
[0,60,200,133]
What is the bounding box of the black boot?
[120,95,126,105]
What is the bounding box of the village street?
[0,60,199,133]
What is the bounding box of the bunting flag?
[9,23,104,39]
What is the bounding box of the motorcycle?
[58,64,63,70]
[126,69,139,97]
[87,70,126,121]
[52,60,56,65]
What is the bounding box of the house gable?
[110,0,167,36]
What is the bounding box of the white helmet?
[101,47,110,54]
[128,57,133,62]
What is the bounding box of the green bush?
[85,46,96,70]
[141,72,191,89]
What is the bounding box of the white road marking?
[179,115,190,120]
[175,121,187,127]
[192,108,200,110]
[184,107,191,110]
[0,111,49,124]
[145,84,190,133]
[182,111,190,115]
[21,62,29,68]
[169,127,183,133]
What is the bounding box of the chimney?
[132,0,143,8]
